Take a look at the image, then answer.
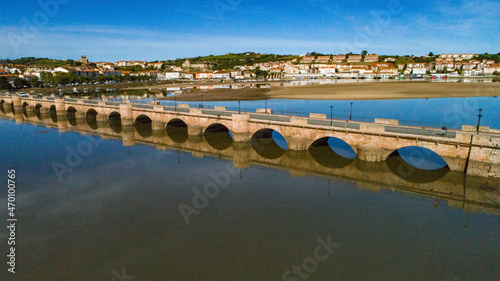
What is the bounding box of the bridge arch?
[308,137,356,168]
[166,118,188,143]
[86,108,98,129]
[108,111,122,133]
[67,106,77,126]
[35,104,42,120]
[251,128,288,159]
[135,114,152,138]
[204,123,233,151]
[86,108,98,118]
[22,102,29,117]
[386,146,449,183]
[49,105,57,123]
[108,111,121,121]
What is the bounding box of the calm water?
[0,99,499,280]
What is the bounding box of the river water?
[0,96,499,280]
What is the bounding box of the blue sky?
[0,0,499,62]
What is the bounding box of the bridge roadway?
[0,111,499,216]
[1,93,500,178]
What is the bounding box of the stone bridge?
[1,111,499,216]
[1,93,500,178]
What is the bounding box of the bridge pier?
[14,112,24,124]
[357,144,391,162]
[285,137,309,151]
[40,107,50,119]
[120,103,134,126]
[188,125,204,136]
[232,142,251,169]
[465,134,500,177]
[11,96,22,113]
[55,99,66,117]
[232,114,251,142]
[96,114,107,124]
[188,135,204,143]
[75,111,86,120]
[122,125,136,146]
[25,105,35,117]
[57,116,68,132]
[3,104,12,113]
[152,121,165,131]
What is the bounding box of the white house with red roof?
[364,54,379,62]
[407,63,429,75]
[347,55,362,62]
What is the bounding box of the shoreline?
[156,80,500,101]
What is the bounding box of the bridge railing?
[163,105,190,113]
[82,100,99,105]
[132,104,154,109]
[385,125,457,138]
[306,118,361,130]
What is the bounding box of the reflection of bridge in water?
[1,107,499,217]
[1,93,500,179]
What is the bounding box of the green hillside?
[0,57,82,68]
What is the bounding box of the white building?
[212,71,230,79]
[407,63,429,75]
[159,72,181,80]
[319,66,336,76]
[52,67,70,74]
[181,73,194,79]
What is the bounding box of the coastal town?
[1,52,500,90]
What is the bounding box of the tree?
[40,72,54,84]
[361,50,368,56]
[13,78,30,88]
[428,52,434,56]
[494,70,499,76]
[0,76,12,90]
[29,77,41,87]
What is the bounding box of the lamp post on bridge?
[330,106,333,126]
[476,109,482,134]
[174,97,177,112]
[238,101,241,114]
[201,95,203,109]
[349,102,353,121]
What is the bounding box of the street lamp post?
[265,98,267,113]
[330,106,333,126]
[238,101,241,114]
[174,97,177,112]
[349,102,353,121]
[476,109,483,134]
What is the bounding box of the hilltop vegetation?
[0,57,82,68]
[165,52,301,70]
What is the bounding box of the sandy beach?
[154,81,500,101]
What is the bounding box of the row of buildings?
[1,54,499,83]
[299,54,381,63]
